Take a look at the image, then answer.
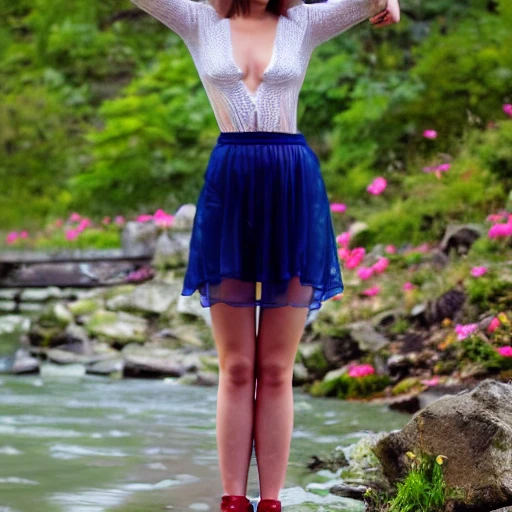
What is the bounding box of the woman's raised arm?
[130,0,204,41]
[306,0,389,48]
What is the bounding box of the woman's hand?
[370,0,400,27]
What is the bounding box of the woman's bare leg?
[253,278,310,500]
[210,282,257,496]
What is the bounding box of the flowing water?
[0,375,409,512]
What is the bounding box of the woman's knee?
[220,358,255,388]
[256,360,292,389]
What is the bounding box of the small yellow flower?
[442,318,452,328]
[406,451,416,460]
[498,312,510,325]
[436,455,448,465]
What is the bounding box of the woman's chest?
[193,10,312,95]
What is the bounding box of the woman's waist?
[217,131,307,146]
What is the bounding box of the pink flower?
[497,346,512,357]
[348,363,375,378]
[470,266,488,277]
[385,244,397,254]
[136,214,154,223]
[337,247,350,260]
[66,229,79,241]
[6,232,19,244]
[455,323,478,341]
[19,231,29,239]
[102,216,111,225]
[69,212,82,222]
[55,218,64,227]
[486,213,506,223]
[367,177,387,196]
[77,218,91,232]
[503,104,512,117]
[402,281,415,291]
[330,203,347,213]
[153,209,174,228]
[489,222,512,238]
[357,266,374,280]
[415,243,430,253]
[345,247,366,269]
[372,257,389,274]
[362,286,380,297]
[423,163,450,174]
[423,129,438,139]
[114,215,125,225]
[487,317,501,333]
[421,376,440,387]
[336,231,351,247]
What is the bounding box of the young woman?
[129,0,400,509]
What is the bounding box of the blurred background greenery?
[1,0,511,248]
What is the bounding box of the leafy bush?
[309,373,390,399]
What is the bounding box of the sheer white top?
[130,0,384,133]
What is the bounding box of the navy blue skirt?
[181,131,344,311]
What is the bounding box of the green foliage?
[309,373,390,399]
[2,0,512,249]
[388,453,446,512]
[465,269,512,310]
[391,377,422,396]
[458,335,512,371]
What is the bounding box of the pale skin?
[207,0,399,500]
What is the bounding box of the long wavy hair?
[214,0,290,18]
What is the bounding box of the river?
[0,375,410,512]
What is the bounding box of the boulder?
[374,379,512,511]
[297,342,329,379]
[19,286,62,302]
[121,220,159,256]
[11,348,40,374]
[176,294,212,327]
[87,358,124,376]
[172,204,196,230]
[0,315,31,335]
[85,310,148,344]
[123,355,185,378]
[440,223,484,256]
[151,232,191,269]
[67,298,103,316]
[106,280,181,314]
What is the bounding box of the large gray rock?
[151,232,191,269]
[176,294,212,328]
[11,349,39,374]
[121,220,159,256]
[440,223,484,256]
[297,342,329,379]
[348,321,390,352]
[123,355,185,378]
[106,280,181,314]
[0,315,31,335]
[85,310,148,344]
[20,286,62,302]
[172,204,196,230]
[374,379,512,511]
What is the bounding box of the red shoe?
[220,495,253,512]
[257,499,281,512]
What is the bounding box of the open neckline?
[224,2,305,101]
[226,15,282,101]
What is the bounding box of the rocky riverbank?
[307,379,512,512]
[1,208,512,418]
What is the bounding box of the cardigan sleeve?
[130,0,204,42]
[306,0,386,48]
